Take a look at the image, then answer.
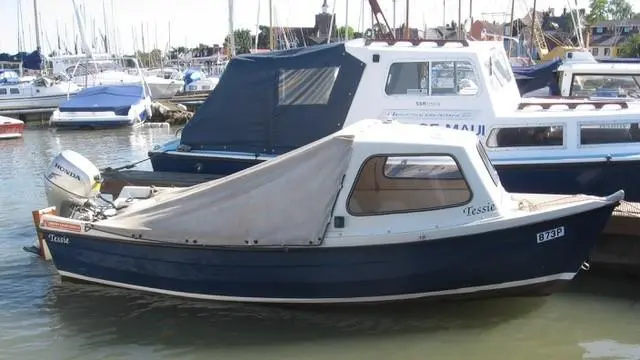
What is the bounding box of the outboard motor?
[44,150,102,218]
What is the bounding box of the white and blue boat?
[37,119,622,303]
[50,84,152,129]
[148,38,640,202]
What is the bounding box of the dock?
[594,201,640,276]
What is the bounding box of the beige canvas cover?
[92,134,355,246]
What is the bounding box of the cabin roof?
[338,119,477,149]
[344,38,499,55]
[558,62,640,73]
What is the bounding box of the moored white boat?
[0,116,24,139]
[36,119,622,304]
[50,84,152,129]
[148,39,640,203]
[0,70,80,112]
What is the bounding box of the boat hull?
[494,159,640,202]
[43,203,615,304]
[0,94,72,111]
[150,151,640,202]
[0,119,24,139]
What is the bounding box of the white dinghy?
[35,119,622,304]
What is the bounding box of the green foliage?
[587,0,608,24]
[619,34,640,57]
[587,0,636,24]
[223,29,253,55]
[337,26,355,39]
[607,0,634,20]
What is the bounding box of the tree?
[337,26,355,39]
[587,0,608,24]
[224,29,253,55]
[608,0,634,20]
[619,34,640,57]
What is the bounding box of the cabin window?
[0,89,6,95]
[604,48,611,56]
[385,61,479,96]
[476,141,501,187]
[347,155,472,216]
[9,88,19,95]
[570,74,640,98]
[277,67,339,105]
[579,122,640,145]
[485,125,564,148]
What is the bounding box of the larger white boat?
[148,39,640,204]
[0,70,80,112]
[35,119,622,303]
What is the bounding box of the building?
[589,19,640,57]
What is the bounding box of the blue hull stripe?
[43,204,615,303]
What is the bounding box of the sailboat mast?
[404,0,409,39]
[228,0,236,56]
[102,0,109,53]
[33,0,41,50]
[269,0,274,50]
[345,0,349,40]
[508,0,515,55]
[530,0,537,56]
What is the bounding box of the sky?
[1,0,639,54]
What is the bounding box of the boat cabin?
[90,119,511,246]
[176,39,640,166]
[326,120,508,241]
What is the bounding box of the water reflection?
[42,281,545,354]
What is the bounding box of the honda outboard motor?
[44,150,102,218]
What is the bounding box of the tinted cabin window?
[348,155,472,216]
[278,67,339,105]
[486,126,564,148]
[580,123,640,145]
[0,89,6,95]
[9,88,19,95]
[570,74,640,98]
[385,61,479,96]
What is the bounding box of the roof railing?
[364,39,470,47]
[517,100,629,110]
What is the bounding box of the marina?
[3,0,640,357]
[2,127,640,359]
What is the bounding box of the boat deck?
[101,169,223,198]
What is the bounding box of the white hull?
[0,94,73,111]
[0,132,23,139]
[147,82,184,99]
[50,99,151,128]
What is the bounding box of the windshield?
[476,141,501,187]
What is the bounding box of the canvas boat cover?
[59,84,144,114]
[92,133,355,246]
[178,42,366,155]
[512,58,562,96]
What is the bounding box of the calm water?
[1,128,640,360]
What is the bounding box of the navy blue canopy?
[179,42,366,154]
[512,58,562,96]
[0,50,43,70]
[59,84,144,115]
